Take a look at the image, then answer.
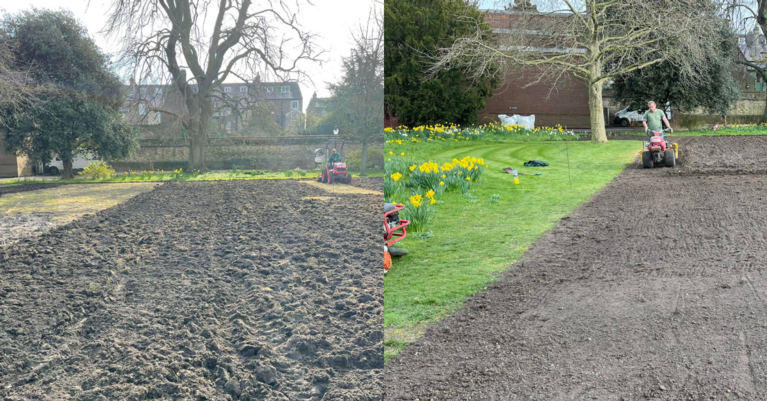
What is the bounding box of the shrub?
[345,148,384,171]
[284,171,294,177]
[79,161,115,178]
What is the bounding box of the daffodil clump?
[403,191,437,233]
[385,122,578,142]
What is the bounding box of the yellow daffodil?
[426,189,435,198]
[391,172,402,181]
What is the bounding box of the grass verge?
[0,169,383,185]
[383,139,640,361]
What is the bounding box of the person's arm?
[662,116,672,132]
[642,113,648,132]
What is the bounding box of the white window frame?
[282,85,290,93]
[138,103,146,116]
[291,100,299,110]
[224,86,232,93]
[239,86,247,93]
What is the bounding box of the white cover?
[499,114,535,130]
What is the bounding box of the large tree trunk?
[188,109,210,171]
[189,137,206,171]
[62,159,73,180]
[360,139,368,177]
[589,79,607,143]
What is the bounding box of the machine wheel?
[620,118,630,127]
[641,151,654,168]
[665,149,676,167]
[49,166,60,175]
[317,173,322,182]
[346,175,352,184]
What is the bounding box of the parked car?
[40,153,99,175]
[614,102,672,127]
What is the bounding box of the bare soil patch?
[0,183,65,198]
[0,183,158,248]
[1,180,382,400]
[385,136,767,399]
[350,177,383,193]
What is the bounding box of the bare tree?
[104,0,321,169]
[0,29,39,128]
[718,0,767,121]
[328,1,383,176]
[431,0,725,142]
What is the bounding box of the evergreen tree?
[384,0,498,127]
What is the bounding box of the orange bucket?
[384,250,392,273]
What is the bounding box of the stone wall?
[112,139,382,171]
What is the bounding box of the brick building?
[0,131,32,178]
[479,9,593,128]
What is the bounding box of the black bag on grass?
[524,160,549,167]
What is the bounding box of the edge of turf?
[0,170,383,186]
[383,141,639,363]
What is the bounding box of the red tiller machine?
[384,203,409,274]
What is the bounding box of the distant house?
[306,93,331,120]
[123,81,304,138]
[737,27,767,92]
[0,131,32,178]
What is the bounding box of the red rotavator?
[642,128,678,168]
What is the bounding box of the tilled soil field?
[350,177,383,193]
[386,136,767,399]
[1,180,382,400]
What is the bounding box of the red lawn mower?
[384,203,410,274]
[642,128,678,168]
[316,139,352,184]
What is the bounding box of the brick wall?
[480,66,591,128]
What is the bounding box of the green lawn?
[0,169,382,185]
[384,139,641,360]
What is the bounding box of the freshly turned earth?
[350,177,383,193]
[0,180,382,400]
[385,136,767,399]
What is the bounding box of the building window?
[239,86,247,93]
[213,99,219,108]
[224,86,232,93]
[225,107,231,115]
[291,100,299,110]
[157,112,162,123]
[267,87,274,93]
[139,87,147,96]
[282,85,290,93]
[740,37,746,45]
[155,87,162,95]
[138,103,146,116]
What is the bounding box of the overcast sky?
[1,0,377,111]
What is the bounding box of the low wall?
[113,137,382,171]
